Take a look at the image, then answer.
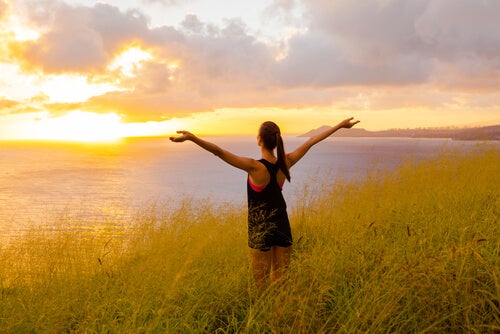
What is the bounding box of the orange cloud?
[0,1,7,21]
[0,98,19,112]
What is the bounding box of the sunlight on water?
[0,137,491,239]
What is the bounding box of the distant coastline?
[299,125,500,141]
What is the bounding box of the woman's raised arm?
[170,131,259,172]
[286,117,360,168]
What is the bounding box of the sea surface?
[0,136,488,239]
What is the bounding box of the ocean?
[0,136,486,239]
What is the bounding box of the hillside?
[300,125,500,141]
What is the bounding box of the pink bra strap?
[248,176,266,192]
[248,176,283,192]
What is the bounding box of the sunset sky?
[0,0,499,141]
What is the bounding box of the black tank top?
[247,159,292,250]
[247,159,287,213]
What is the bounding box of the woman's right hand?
[339,117,360,129]
[169,130,195,142]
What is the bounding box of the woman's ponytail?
[259,121,291,182]
[276,132,291,182]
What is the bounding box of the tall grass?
[1,147,498,333]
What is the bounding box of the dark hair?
[259,121,290,182]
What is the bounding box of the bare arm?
[286,117,360,168]
[170,131,259,172]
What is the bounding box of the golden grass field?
[1,146,499,333]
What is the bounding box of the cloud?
[86,90,208,121]
[263,0,303,27]
[5,0,500,122]
[274,30,431,87]
[286,0,500,90]
[0,97,42,116]
[415,0,500,90]
[180,18,276,87]
[15,2,156,73]
[130,61,174,94]
[415,0,500,58]
[0,98,19,112]
[181,13,204,34]
[305,0,428,60]
[141,0,192,5]
[0,1,8,20]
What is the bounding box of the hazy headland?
[301,125,500,141]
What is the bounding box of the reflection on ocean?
[0,137,488,239]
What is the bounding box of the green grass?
[1,146,499,333]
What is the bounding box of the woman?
[170,117,360,292]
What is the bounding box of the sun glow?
[28,111,125,143]
[108,46,153,77]
[0,9,41,42]
[41,74,122,103]
[0,110,189,142]
[10,22,40,41]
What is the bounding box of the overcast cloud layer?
[1,0,499,122]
